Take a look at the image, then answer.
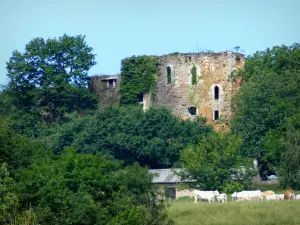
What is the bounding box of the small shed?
[149,168,195,199]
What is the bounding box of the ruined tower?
[88,75,121,107]
[153,52,245,127]
[88,52,245,128]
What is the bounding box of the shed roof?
[149,168,187,184]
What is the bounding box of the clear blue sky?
[1,0,299,85]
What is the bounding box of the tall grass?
[168,200,300,225]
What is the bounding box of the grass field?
[168,200,300,225]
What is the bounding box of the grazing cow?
[194,190,219,203]
[276,194,284,200]
[284,189,295,200]
[231,190,261,201]
[216,193,227,203]
[261,191,275,197]
[263,195,277,200]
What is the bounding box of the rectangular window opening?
[214,110,219,121]
[188,107,197,116]
[167,67,172,84]
[137,93,144,104]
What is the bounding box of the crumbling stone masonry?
[153,52,245,126]
[89,52,245,128]
[88,75,121,107]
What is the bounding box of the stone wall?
[88,52,245,129]
[88,75,121,107]
[154,52,245,127]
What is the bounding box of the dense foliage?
[120,55,158,105]
[42,106,212,168]
[0,116,172,225]
[278,114,300,189]
[3,34,97,131]
[179,132,253,192]
[16,149,171,225]
[231,44,300,181]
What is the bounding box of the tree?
[5,34,97,125]
[16,148,172,225]
[42,106,212,168]
[0,116,49,175]
[231,44,300,176]
[0,163,19,224]
[120,56,158,105]
[278,114,300,189]
[179,132,253,192]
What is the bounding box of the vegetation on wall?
[120,55,158,105]
[191,64,197,85]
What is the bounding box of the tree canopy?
[42,106,212,168]
[231,43,300,177]
[0,117,172,225]
[5,34,97,125]
[179,132,253,192]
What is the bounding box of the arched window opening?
[167,66,172,84]
[191,66,197,85]
[214,110,219,121]
[214,86,219,100]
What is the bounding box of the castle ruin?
[89,52,245,127]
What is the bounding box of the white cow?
[295,194,300,200]
[216,193,227,203]
[263,195,277,200]
[231,190,262,201]
[276,194,284,200]
[194,190,220,203]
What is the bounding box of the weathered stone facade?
[89,52,244,128]
[88,75,121,107]
[153,52,245,126]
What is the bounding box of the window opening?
[188,107,197,116]
[108,79,115,89]
[214,110,219,120]
[167,66,172,84]
[214,86,219,100]
[137,93,143,104]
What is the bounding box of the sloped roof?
[149,168,185,184]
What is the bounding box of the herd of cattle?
[193,189,300,203]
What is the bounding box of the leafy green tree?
[0,116,50,174]
[5,34,97,126]
[231,44,300,176]
[43,106,212,168]
[16,148,172,225]
[179,132,253,191]
[278,114,300,189]
[120,56,158,105]
[0,163,19,224]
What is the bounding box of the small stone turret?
[88,75,121,107]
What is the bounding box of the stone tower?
[88,75,121,107]
[153,52,245,127]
